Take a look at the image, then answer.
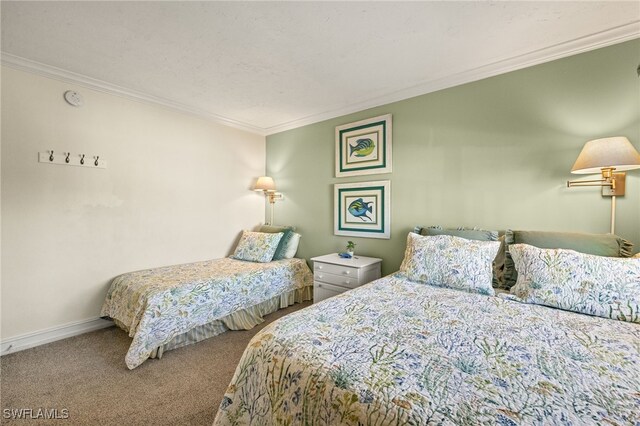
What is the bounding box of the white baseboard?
[1,317,114,356]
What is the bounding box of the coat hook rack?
[38,151,107,169]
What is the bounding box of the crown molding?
[3,20,638,137]
[264,21,640,135]
[0,52,267,136]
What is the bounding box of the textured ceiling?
[2,1,639,135]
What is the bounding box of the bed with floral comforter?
[101,257,313,369]
[213,273,640,425]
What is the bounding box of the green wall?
[267,39,640,275]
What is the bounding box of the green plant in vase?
[346,241,356,257]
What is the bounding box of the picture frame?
[335,114,392,177]
[334,180,391,239]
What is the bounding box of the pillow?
[417,225,499,242]
[399,233,501,296]
[233,231,283,263]
[509,244,640,323]
[258,224,296,233]
[258,225,296,260]
[282,233,301,259]
[415,226,504,287]
[503,230,633,289]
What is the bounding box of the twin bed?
[101,227,312,369]
[213,229,640,425]
[101,257,312,369]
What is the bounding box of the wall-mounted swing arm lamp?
[253,176,283,225]
[567,136,640,234]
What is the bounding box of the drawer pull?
[317,265,323,270]
[345,280,351,285]
[343,271,351,275]
[317,274,323,279]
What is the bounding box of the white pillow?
[282,233,301,259]
[399,233,500,296]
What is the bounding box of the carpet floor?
[1,301,311,425]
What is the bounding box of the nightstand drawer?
[314,282,349,302]
[314,262,360,279]
[314,271,360,289]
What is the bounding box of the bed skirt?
[113,285,312,360]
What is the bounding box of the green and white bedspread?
[100,257,313,369]
[214,274,640,425]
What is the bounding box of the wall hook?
[39,151,105,169]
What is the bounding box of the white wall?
[1,66,266,340]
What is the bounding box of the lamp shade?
[253,176,276,192]
[571,136,640,174]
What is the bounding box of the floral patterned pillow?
[232,231,283,263]
[399,233,500,296]
[510,244,640,323]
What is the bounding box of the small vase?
[347,250,354,258]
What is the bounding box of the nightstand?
[310,253,382,303]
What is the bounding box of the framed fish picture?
[334,180,391,239]
[335,114,392,177]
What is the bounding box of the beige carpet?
[1,301,311,425]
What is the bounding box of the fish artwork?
[349,138,375,157]
[348,198,373,221]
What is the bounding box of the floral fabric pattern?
[101,257,312,369]
[232,231,283,263]
[214,274,640,425]
[399,233,500,295]
[509,243,640,323]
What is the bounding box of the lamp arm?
[262,191,283,225]
[267,192,283,203]
[566,179,614,188]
